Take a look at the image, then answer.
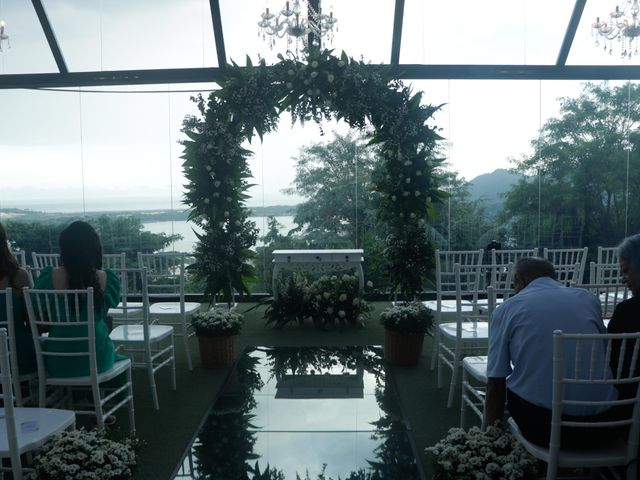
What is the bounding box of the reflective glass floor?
[173,346,423,480]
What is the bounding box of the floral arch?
[181,49,443,302]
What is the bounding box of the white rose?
[286,82,293,89]
[310,71,318,78]
[338,310,346,318]
[288,69,295,76]
[204,198,210,204]
[339,294,347,301]
[366,280,373,288]
[323,292,331,299]
[327,74,335,82]
[311,60,319,68]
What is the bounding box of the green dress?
[34,267,126,378]
[0,290,37,375]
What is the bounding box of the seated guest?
[0,222,36,375]
[485,257,621,448]
[33,221,125,378]
[608,233,640,400]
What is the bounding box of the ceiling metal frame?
[556,0,586,66]
[30,0,67,74]
[4,0,640,90]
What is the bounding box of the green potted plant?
[32,428,138,480]
[380,302,433,365]
[191,307,243,368]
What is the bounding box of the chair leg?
[430,317,440,370]
[437,348,443,389]
[127,367,136,434]
[447,352,459,409]
[148,353,159,411]
[92,384,104,430]
[170,334,177,391]
[182,319,193,371]
[460,367,467,428]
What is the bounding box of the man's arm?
[485,377,506,426]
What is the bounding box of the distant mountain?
[467,168,523,213]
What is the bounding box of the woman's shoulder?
[33,266,54,289]
[608,296,640,332]
[102,268,121,306]
[12,268,32,289]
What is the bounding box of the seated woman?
[0,221,36,375]
[33,220,125,378]
[607,233,640,399]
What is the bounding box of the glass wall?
[1,1,638,293]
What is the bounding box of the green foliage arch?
[181,49,443,301]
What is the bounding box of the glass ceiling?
[0,0,638,84]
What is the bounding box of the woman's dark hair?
[618,233,640,278]
[59,221,104,305]
[0,222,19,283]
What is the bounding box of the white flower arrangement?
[191,307,243,336]
[31,428,138,480]
[380,301,433,334]
[425,426,540,480]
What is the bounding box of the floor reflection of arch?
[172,449,195,479]
[275,365,365,399]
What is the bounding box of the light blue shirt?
[487,276,617,415]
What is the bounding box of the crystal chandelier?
[258,1,337,55]
[592,0,640,58]
[0,20,9,52]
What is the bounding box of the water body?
[143,216,296,253]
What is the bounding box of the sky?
[0,0,638,212]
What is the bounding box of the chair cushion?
[46,358,131,386]
[0,407,75,455]
[110,325,173,343]
[149,302,201,315]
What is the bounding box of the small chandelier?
[258,1,337,56]
[592,0,640,58]
[0,20,9,52]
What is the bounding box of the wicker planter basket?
[197,334,236,368]
[384,329,425,366]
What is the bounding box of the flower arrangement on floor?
[264,272,315,327]
[191,307,244,337]
[425,426,540,480]
[31,428,138,480]
[380,302,433,365]
[264,272,372,328]
[181,48,443,303]
[380,302,433,333]
[309,273,371,327]
[191,307,244,368]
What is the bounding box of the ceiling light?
[258,1,337,57]
[592,0,640,58]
